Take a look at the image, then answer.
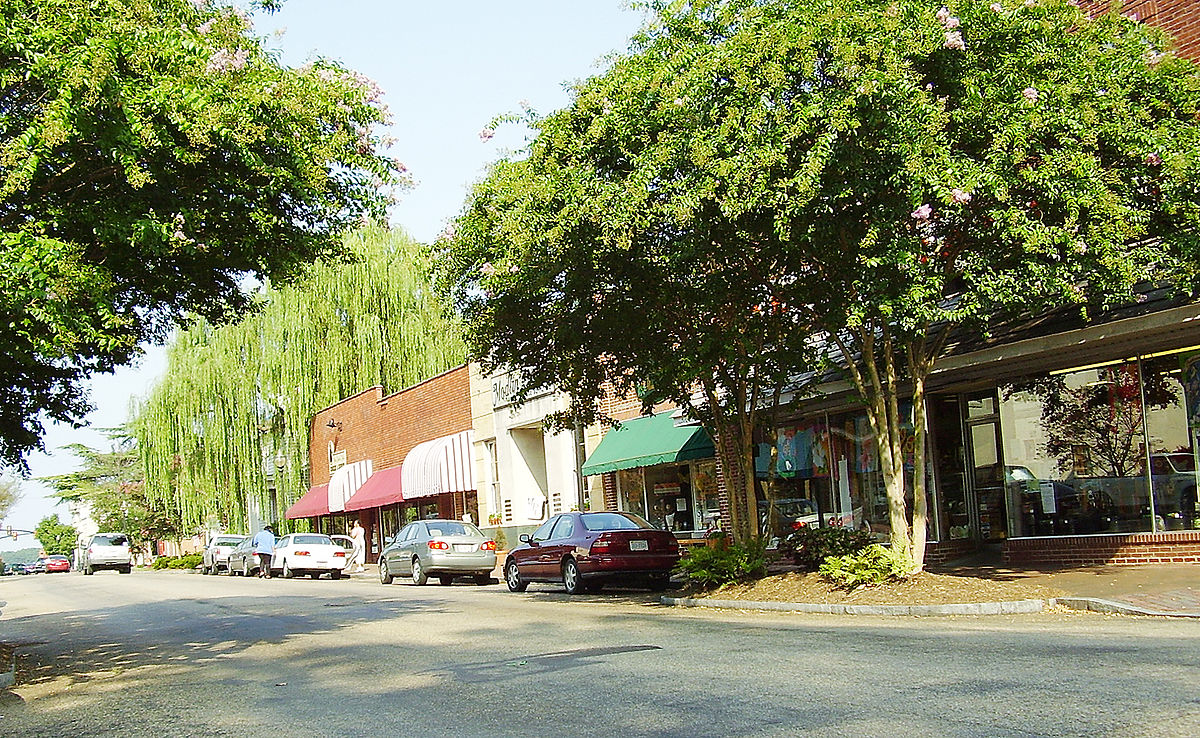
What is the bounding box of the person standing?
[349,520,366,573]
[252,525,276,579]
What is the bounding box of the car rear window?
[425,522,482,538]
[93,534,128,546]
[580,512,650,531]
[293,535,332,545]
[213,537,244,546]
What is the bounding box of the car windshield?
[292,535,332,545]
[1165,454,1195,472]
[48,555,68,561]
[580,512,652,531]
[93,534,128,546]
[425,522,483,538]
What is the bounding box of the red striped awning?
[401,430,475,499]
[344,465,404,512]
[285,484,329,520]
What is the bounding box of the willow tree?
[438,0,1200,562]
[0,0,400,471]
[134,227,466,534]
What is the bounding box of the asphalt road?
[2,570,1199,737]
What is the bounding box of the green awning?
[580,413,715,476]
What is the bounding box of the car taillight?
[480,540,496,551]
[295,550,311,556]
[334,551,347,558]
[590,533,613,554]
[428,540,449,550]
[792,521,807,530]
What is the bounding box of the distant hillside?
[0,547,41,565]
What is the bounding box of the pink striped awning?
[400,430,475,499]
[285,484,330,520]
[344,465,404,512]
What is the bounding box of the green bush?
[151,554,203,570]
[675,538,768,588]
[151,556,175,570]
[780,526,874,571]
[818,544,913,590]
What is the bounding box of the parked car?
[81,533,132,574]
[379,519,496,586]
[504,511,680,595]
[44,554,71,573]
[272,533,348,579]
[202,534,248,575]
[1149,452,1198,529]
[226,535,261,577]
[24,559,47,574]
[330,534,355,553]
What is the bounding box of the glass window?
[549,516,575,539]
[693,461,720,532]
[531,517,556,542]
[580,512,650,531]
[617,468,646,519]
[293,535,331,545]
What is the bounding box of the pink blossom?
[911,204,932,220]
[197,19,215,35]
[1024,0,1037,7]
[1146,152,1162,165]
[478,128,494,142]
[951,189,972,204]
[991,2,1003,11]
[480,262,498,277]
[945,16,960,29]
[206,48,249,74]
[1022,87,1039,101]
[944,31,966,51]
[936,7,950,24]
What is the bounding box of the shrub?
[151,556,175,570]
[152,554,203,570]
[780,526,874,571]
[675,537,768,588]
[818,544,913,590]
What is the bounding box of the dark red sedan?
[503,511,679,594]
[44,555,71,573]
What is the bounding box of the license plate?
[629,539,649,551]
[454,544,474,553]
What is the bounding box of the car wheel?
[120,566,132,574]
[309,572,319,580]
[647,574,670,592]
[562,558,584,595]
[379,560,394,585]
[504,560,528,592]
[474,574,491,586]
[228,561,237,576]
[438,575,453,586]
[244,560,251,577]
[282,559,295,579]
[411,558,427,586]
[330,569,342,580]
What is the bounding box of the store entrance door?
[964,392,1009,542]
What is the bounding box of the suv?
[82,533,133,574]
[201,534,247,575]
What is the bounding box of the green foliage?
[780,526,875,571]
[0,0,401,471]
[133,226,466,534]
[819,544,914,590]
[438,0,1200,554]
[152,554,202,570]
[34,514,77,556]
[674,538,769,587]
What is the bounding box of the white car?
[202,534,248,575]
[271,533,348,580]
[82,532,133,575]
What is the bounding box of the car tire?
[504,560,528,592]
[411,558,427,586]
[562,558,584,595]
[379,560,394,585]
[228,561,237,576]
[309,572,319,580]
[282,560,295,579]
[244,560,252,577]
[120,566,132,574]
[330,569,342,580]
[438,575,453,586]
[647,574,670,592]
[474,574,491,586]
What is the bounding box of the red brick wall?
[1079,0,1200,61]
[1004,531,1200,566]
[308,365,472,486]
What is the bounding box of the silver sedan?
[378,519,496,586]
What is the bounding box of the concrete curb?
[660,595,1048,616]
[1050,597,1200,619]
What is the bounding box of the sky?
[0,0,647,551]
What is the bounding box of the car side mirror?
[519,534,531,543]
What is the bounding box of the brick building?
[1080,0,1200,60]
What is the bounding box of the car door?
[396,523,422,575]
[543,514,578,580]
[520,516,560,579]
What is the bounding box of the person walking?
[349,520,366,574]
[252,524,276,579]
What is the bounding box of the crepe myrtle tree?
[0,0,403,471]
[437,0,1200,558]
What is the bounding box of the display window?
[617,462,711,534]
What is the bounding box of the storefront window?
[998,357,1191,536]
[617,468,646,520]
[693,461,720,532]
[646,465,695,532]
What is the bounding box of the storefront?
[777,299,1200,565]
[581,412,720,538]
